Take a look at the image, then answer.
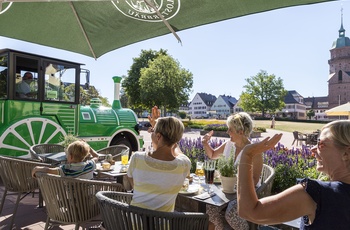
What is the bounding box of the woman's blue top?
[300,178,350,230]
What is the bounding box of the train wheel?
[0,118,67,157]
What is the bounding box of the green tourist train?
[0,49,143,157]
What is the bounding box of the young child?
[32,140,99,179]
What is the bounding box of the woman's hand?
[242,134,282,159]
[148,106,160,127]
[201,130,214,145]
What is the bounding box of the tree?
[120,93,129,108]
[178,111,187,119]
[139,54,193,115]
[307,109,315,120]
[239,70,287,117]
[122,49,167,109]
[65,84,111,107]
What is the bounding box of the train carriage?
[0,49,143,157]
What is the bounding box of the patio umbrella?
[325,102,350,119]
[0,0,336,59]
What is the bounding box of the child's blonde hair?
[66,141,90,162]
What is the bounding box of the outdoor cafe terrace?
[0,129,309,230]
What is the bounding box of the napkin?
[193,192,215,200]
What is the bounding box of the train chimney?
[112,76,122,109]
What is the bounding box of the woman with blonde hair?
[127,106,191,212]
[202,112,263,230]
[238,120,350,229]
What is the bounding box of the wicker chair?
[291,131,307,146]
[30,143,65,164]
[96,191,209,230]
[249,164,276,230]
[0,156,51,229]
[96,145,129,161]
[35,172,125,230]
[256,164,275,198]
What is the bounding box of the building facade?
[210,95,238,118]
[304,96,328,120]
[188,93,216,118]
[328,14,350,111]
[278,90,307,120]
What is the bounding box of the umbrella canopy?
[325,102,350,119]
[0,0,336,59]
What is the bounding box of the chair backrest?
[256,164,275,198]
[248,164,276,229]
[35,172,125,226]
[97,145,129,161]
[96,191,209,230]
[0,156,50,192]
[292,131,298,140]
[30,144,65,162]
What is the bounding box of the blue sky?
[0,1,349,105]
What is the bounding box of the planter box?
[200,130,262,138]
[200,130,229,138]
[250,131,262,138]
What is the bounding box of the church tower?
[328,9,350,109]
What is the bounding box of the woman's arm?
[252,153,263,186]
[202,130,226,159]
[237,134,316,225]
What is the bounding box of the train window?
[15,56,39,100]
[82,112,91,120]
[44,63,77,102]
[0,55,8,99]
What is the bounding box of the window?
[44,62,76,102]
[82,112,91,120]
[0,55,8,99]
[15,56,39,100]
[338,70,343,82]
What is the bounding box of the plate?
[95,168,113,172]
[179,185,199,195]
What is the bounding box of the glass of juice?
[195,161,204,177]
[121,149,129,172]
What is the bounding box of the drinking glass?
[121,149,129,172]
[195,161,204,177]
[204,159,216,194]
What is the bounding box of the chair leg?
[75,224,80,230]
[0,189,7,215]
[9,193,21,230]
[44,216,50,230]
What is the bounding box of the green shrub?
[203,124,227,131]
[202,124,266,133]
[254,127,266,132]
[263,143,321,194]
[178,111,187,119]
[217,154,237,177]
[60,134,79,148]
[188,124,205,129]
[272,164,304,193]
